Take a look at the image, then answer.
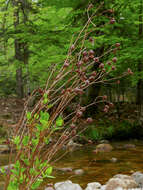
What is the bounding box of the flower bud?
[86,117,93,123]
[82,51,87,56]
[110,18,116,24]
[76,111,83,118]
[99,63,104,69]
[112,57,117,63]
[92,71,97,77]
[71,44,75,50]
[127,68,133,75]
[93,57,99,62]
[111,66,116,70]
[115,43,120,47]
[88,50,94,56]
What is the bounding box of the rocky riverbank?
[45,172,143,190]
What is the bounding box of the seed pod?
[102,68,106,72]
[80,107,86,112]
[112,57,117,63]
[70,123,76,129]
[85,80,90,86]
[89,55,94,59]
[109,102,114,108]
[103,107,108,113]
[88,3,94,10]
[107,61,111,65]
[110,18,116,24]
[89,37,94,43]
[88,140,93,144]
[71,129,76,136]
[76,111,83,118]
[74,88,83,95]
[86,117,93,123]
[105,105,109,109]
[93,57,99,62]
[82,51,87,56]
[102,95,107,100]
[64,61,69,68]
[115,43,120,47]
[89,76,95,82]
[71,44,75,50]
[127,68,133,75]
[92,71,97,77]
[88,50,94,56]
[61,89,65,95]
[111,66,116,70]
[83,56,89,63]
[99,63,104,69]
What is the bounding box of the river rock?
[74,169,84,175]
[56,167,73,172]
[0,145,10,153]
[85,182,101,190]
[54,180,82,190]
[45,187,54,190]
[101,185,106,190]
[66,140,82,152]
[132,171,143,187]
[123,144,136,149]
[105,174,137,190]
[110,158,118,163]
[99,140,109,144]
[95,144,113,153]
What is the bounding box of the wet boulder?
[74,169,84,175]
[132,171,143,187]
[123,144,136,149]
[54,180,82,190]
[105,174,137,190]
[55,167,73,172]
[66,140,82,152]
[85,182,101,190]
[94,144,113,153]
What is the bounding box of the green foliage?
[6,103,65,190]
[84,120,139,141]
[0,0,141,96]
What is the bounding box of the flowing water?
[1,140,143,189]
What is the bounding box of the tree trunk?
[13,0,24,98]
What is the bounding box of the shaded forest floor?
[0,98,141,141]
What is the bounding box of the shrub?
[3,4,130,190]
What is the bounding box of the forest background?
[0,0,143,140]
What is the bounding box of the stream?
[0,140,143,189]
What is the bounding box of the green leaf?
[32,138,39,146]
[31,178,43,190]
[56,116,63,127]
[13,136,20,146]
[22,135,30,146]
[23,159,29,165]
[26,112,32,120]
[43,98,48,104]
[43,93,48,99]
[45,166,52,176]
[45,175,55,179]
[44,137,50,144]
[36,124,43,131]
[34,113,39,119]
[40,111,50,121]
